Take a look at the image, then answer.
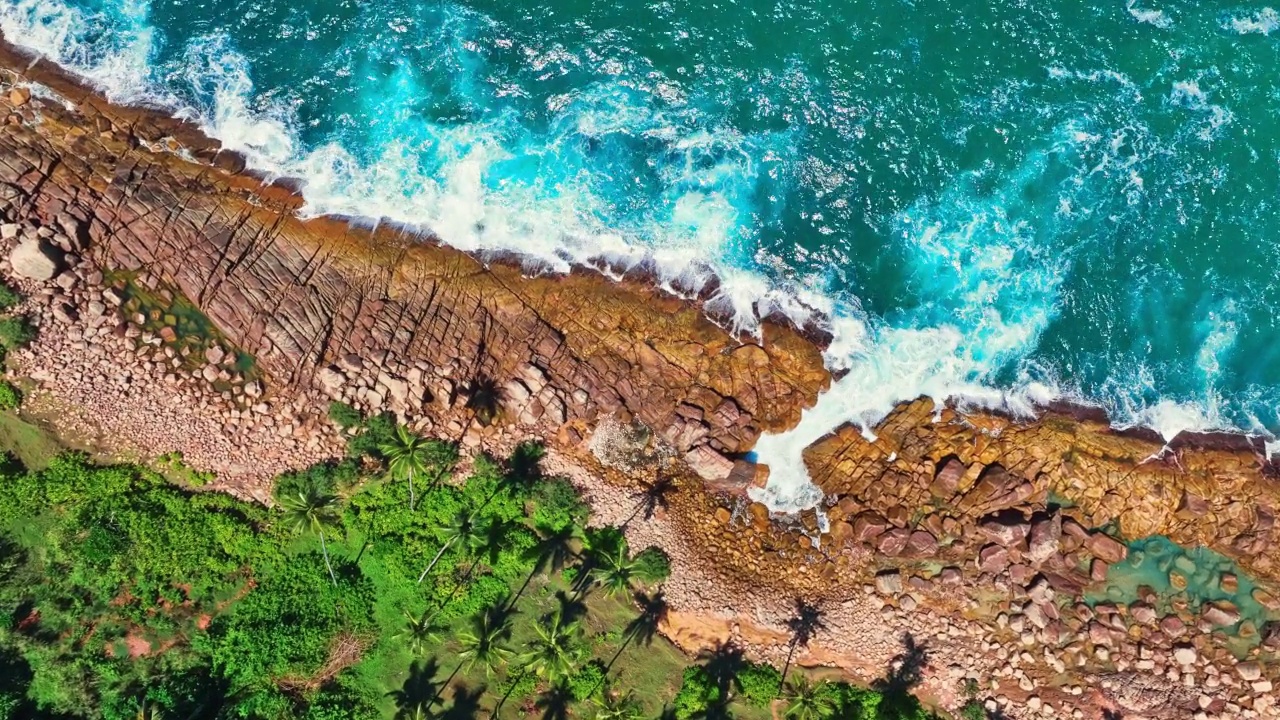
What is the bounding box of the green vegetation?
[0,383,19,412]
[0,409,947,720]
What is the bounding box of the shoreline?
[5,30,1277,466]
[3,34,1280,720]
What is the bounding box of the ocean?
[4,0,1280,509]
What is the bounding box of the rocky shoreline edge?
[1,34,1279,720]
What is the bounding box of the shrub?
[345,412,398,460]
[327,402,362,430]
[0,317,33,351]
[0,382,19,411]
[736,661,781,706]
[532,477,589,531]
[633,546,671,585]
[568,659,606,701]
[0,285,20,312]
[673,666,718,720]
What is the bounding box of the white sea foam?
[1224,8,1280,35]
[1126,0,1173,29]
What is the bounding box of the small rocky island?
[0,34,1277,720]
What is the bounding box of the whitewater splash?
[4,0,1278,515]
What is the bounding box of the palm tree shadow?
[871,633,931,718]
[535,682,574,720]
[780,598,826,686]
[554,588,589,625]
[440,683,486,720]
[624,473,677,526]
[696,640,745,699]
[388,658,443,718]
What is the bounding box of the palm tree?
[593,685,645,720]
[782,675,833,720]
[535,682,575,720]
[586,532,668,598]
[379,425,433,511]
[606,591,668,673]
[519,609,584,683]
[389,659,443,720]
[456,605,513,677]
[397,608,446,656]
[277,476,343,586]
[419,511,479,584]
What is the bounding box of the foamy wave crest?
[1224,8,1279,35]
[1126,0,1173,29]
[1,0,810,335]
[752,135,1078,511]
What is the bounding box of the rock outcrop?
[0,36,830,480]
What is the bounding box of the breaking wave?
[5,0,1280,513]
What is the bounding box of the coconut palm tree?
[586,532,668,598]
[277,475,343,586]
[379,425,434,511]
[456,605,513,677]
[782,675,834,720]
[518,609,584,683]
[593,685,645,720]
[396,608,446,657]
[418,511,479,584]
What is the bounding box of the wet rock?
[1085,532,1128,563]
[1202,601,1241,627]
[979,514,1031,547]
[930,456,964,498]
[1159,615,1186,638]
[684,446,734,482]
[852,512,889,542]
[10,237,61,281]
[979,544,1011,574]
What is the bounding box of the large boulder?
[9,237,61,281]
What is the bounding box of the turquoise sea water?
[4,0,1280,506]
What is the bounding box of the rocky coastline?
[1,33,1279,720]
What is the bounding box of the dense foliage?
[0,410,948,720]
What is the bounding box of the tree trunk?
[319,529,338,587]
[418,537,456,584]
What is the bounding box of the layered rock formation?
[0,36,829,482]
